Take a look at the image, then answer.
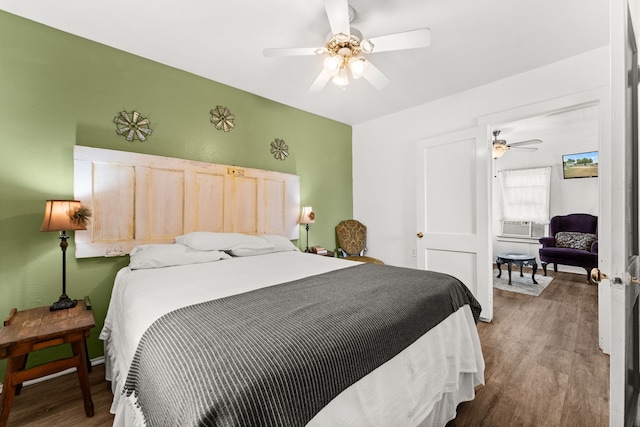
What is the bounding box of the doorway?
[490,103,600,281]
[478,87,609,345]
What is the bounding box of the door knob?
[590,268,624,284]
[590,268,608,283]
[417,232,424,238]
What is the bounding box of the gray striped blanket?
[123,263,481,427]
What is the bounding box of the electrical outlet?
[411,248,417,257]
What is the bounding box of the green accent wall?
[0,11,352,378]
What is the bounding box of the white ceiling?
[497,104,600,145]
[0,0,609,126]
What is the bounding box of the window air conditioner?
[501,220,545,238]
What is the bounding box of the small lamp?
[40,200,88,311]
[299,206,315,253]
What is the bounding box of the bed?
[100,232,484,427]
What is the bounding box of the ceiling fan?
[492,130,542,158]
[263,0,431,92]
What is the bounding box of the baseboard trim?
[0,356,105,394]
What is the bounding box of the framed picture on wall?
[562,151,599,179]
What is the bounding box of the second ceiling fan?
[492,130,542,158]
[263,0,431,92]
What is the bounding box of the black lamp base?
[50,294,77,311]
[304,223,310,252]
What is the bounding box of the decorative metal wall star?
[114,111,153,142]
[210,106,235,132]
[270,138,289,160]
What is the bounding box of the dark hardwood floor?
[3,363,114,426]
[2,271,607,426]
[449,270,609,426]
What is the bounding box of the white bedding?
[100,251,484,426]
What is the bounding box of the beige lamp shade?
[40,200,87,232]
[299,206,316,224]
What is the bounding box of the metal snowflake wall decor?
[114,111,153,142]
[270,138,289,161]
[210,106,235,132]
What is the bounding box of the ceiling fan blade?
[509,139,543,147]
[309,69,333,92]
[263,47,323,57]
[509,146,538,152]
[324,0,350,36]
[362,60,390,89]
[365,28,431,53]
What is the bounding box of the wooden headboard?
[73,146,300,258]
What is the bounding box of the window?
[498,166,552,225]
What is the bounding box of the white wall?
[352,47,609,268]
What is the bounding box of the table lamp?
[40,200,90,311]
[299,206,315,253]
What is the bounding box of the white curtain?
[498,166,552,223]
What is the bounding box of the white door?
[608,0,640,425]
[416,127,493,321]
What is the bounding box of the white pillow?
[129,244,230,269]
[228,247,282,257]
[261,235,300,252]
[175,232,274,251]
[228,235,300,257]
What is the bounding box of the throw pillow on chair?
[555,232,598,251]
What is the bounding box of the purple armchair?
[538,213,598,283]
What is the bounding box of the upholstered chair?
[335,220,384,265]
[538,213,598,283]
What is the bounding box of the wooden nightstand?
[0,301,95,427]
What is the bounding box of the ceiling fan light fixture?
[323,55,343,74]
[348,56,367,78]
[492,142,508,159]
[332,68,349,86]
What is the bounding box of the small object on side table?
[0,301,95,426]
[310,249,334,257]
